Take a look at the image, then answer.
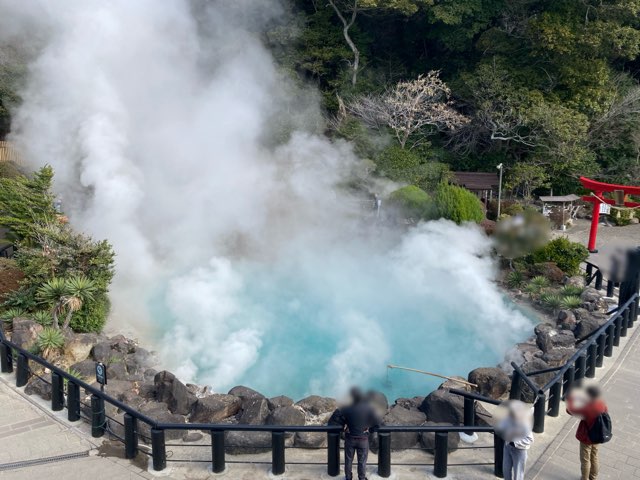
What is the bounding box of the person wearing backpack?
[567,386,611,480]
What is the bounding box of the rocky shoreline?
[4,275,611,453]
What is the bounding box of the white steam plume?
[0,0,532,398]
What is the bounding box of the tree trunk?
[328,0,360,86]
[51,307,59,330]
[63,309,73,330]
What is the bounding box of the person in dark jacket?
[335,387,380,480]
[567,386,608,480]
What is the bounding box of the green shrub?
[612,208,633,226]
[0,307,25,322]
[433,183,484,224]
[540,292,563,310]
[560,285,584,297]
[506,270,526,289]
[502,202,525,217]
[532,237,589,276]
[32,310,53,326]
[530,275,550,289]
[524,283,541,295]
[560,295,582,309]
[36,327,64,355]
[374,146,451,192]
[387,186,433,220]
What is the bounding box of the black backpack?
[588,412,612,444]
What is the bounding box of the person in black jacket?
[333,387,380,480]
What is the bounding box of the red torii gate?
[580,176,640,252]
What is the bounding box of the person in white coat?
[496,400,534,480]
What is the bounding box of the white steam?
[0,0,532,398]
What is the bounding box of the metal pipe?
[509,371,522,401]
[51,372,64,411]
[563,366,575,398]
[0,342,11,373]
[463,397,475,432]
[327,431,340,477]
[605,324,615,357]
[91,394,105,438]
[595,270,603,290]
[494,434,504,479]
[387,365,477,388]
[211,429,225,474]
[377,432,391,478]
[151,429,166,471]
[621,309,629,337]
[16,353,28,387]
[575,354,586,388]
[548,381,562,417]
[596,333,606,367]
[67,382,80,422]
[607,280,615,297]
[124,413,138,459]
[533,395,546,434]
[450,388,501,406]
[272,431,285,476]
[433,432,448,478]
[586,343,597,378]
[613,314,622,346]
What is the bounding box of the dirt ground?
[0,257,23,301]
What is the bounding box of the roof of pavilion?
[452,172,499,190]
[539,194,581,203]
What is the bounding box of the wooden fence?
[0,141,23,164]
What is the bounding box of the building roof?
[452,172,499,191]
[539,194,581,203]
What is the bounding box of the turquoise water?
[151,223,536,401]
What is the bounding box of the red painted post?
[587,193,601,252]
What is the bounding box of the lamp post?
[496,163,504,219]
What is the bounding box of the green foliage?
[36,327,64,352]
[560,285,584,297]
[32,310,53,326]
[532,237,589,276]
[0,307,25,322]
[387,185,433,220]
[530,275,551,290]
[540,292,563,311]
[433,183,484,223]
[374,145,451,192]
[560,295,582,309]
[505,270,526,289]
[612,208,634,226]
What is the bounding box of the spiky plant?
[524,283,541,296]
[530,276,551,289]
[0,308,26,322]
[540,292,563,311]
[560,285,584,297]
[506,270,526,289]
[32,310,53,326]
[560,295,582,310]
[36,278,68,329]
[36,327,65,358]
[61,276,97,330]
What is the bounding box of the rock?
[138,402,186,441]
[575,317,606,340]
[154,371,196,415]
[191,394,242,423]
[631,217,640,225]
[101,379,137,400]
[109,335,135,354]
[366,391,389,418]
[438,377,472,392]
[420,421,460,453]
[11,318,43,350]
[228,386,265,400]
[226,431,272,454]
[419,389,490,426]
[542,348,575,367]
[535,326,575,353]
[143,368,157,382]
[557,310,577,330]
[294,431,326,448]
[70,359,97,380]
[91,341,112,363]
[468,368,510,399]
[186,384,212,398]
[394,397,425,411]
[520,359,554,402]
[238,397,270,425]
[581,288,606,311]
[183,432,204,442]
[267,406,305,427]
[268,395,294,410]
[63,333,97,363]
[139,382,156,400]
[536,262,565,283]
[107,361,129,380]
[296,395,337,415]
[24,375,52,400]
[383,405,426,450]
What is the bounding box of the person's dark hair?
[586,385,601,400]
[350,386,364,404]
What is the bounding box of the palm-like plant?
[61,275,97,330]
[32,310,53,326]
[36,327,65,358]
[560,285,584,297]
[560,295,582,310]
[0,308,26,322]
[36,278,68,330]
[540,292,563,311]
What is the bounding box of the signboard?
[599,203,611,215]
[95,362,107,386]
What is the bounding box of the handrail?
[449,388,502,406]
[510,362,542,396]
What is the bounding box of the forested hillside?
[267,0,640,195]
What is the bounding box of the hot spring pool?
[149,222,536,401]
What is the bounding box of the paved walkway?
[528,323,640,479]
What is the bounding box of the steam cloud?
[0,0,531,397]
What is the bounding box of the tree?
[505,163,549,199]
[434,183,484,223]
[348,72,468,148]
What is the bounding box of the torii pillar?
[580,177,640,252]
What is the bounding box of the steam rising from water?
[0,0,532,397]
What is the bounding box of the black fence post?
[91,394,105,438]
[533,395,546,434]
[433,432,448,478]
[563,365,575,397]
[327,431,340,477]
[614,315,622,346]
[124,414,138,459]
[211,429,226,474]
[606,280,615,297]
[494,434,504,479]
[595,271,603,291]
[16,353,28,387]
[575,354,586,388]
[272,431,285,476]
[621,310,629,338]
[378,432,391,478]
[51,372,64,411]
[463,397,475,430]
[630,299,638,327]
[151,428,166,471]
[586,263,593,279]
[596,333,606,367]
[509,371,522,401]
[586,343,597,378]
[605,324,615,357]
[0,343,12,373]
[67,382,80,422]
[548,381,562,417]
